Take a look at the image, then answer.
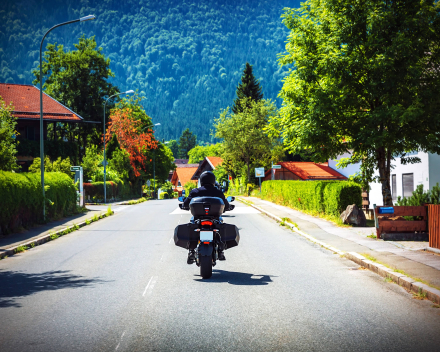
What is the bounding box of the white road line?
[169,237,173,243]
[142,276,153,296]
[142,276,158,297]
[115,331,126,351]
[160,254,164,262]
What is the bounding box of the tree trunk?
[246,158,250,183]
[377,146,393,206]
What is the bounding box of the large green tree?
[0,97,19,171]
[178,128,197,159]
[232,62,264,114]
[166,140,179,159]
[273,0,440,205]
[33,35,119,159]
[216,98,279,182]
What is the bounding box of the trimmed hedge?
[0,171,77,235]
[83,179,133,200]
[261,180,362,216]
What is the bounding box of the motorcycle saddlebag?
[219,223,240,249]
[174,223,199,249]
[189,197,225,217]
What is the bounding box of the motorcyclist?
[184,171,229,264]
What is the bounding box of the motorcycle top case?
[174,223,199,249]
[219,223,240,249]
[189,197,225,217]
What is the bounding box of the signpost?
[255,167,265,193]
[70,166,83,206]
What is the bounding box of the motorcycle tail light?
[203,241,210,244]
[201,221,213,226]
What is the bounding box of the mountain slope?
[0,0,299,141]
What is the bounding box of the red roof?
[206,156,223,168]
[171,166,199,187]
[279,162,347,180]
[0,83,83,122]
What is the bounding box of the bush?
[261,180,362,216]
[396,183,440,206]
[0,171,77,235]
[83,179,134,201]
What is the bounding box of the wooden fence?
[374,206,427,239]
[428,205,440,249]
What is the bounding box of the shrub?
[261,180,362,216]
[0,171,77,235]
[396,183,440,206]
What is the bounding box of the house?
[170,164,199,194]
[191,156,223,181]
[329,151,440,208]
[263,162,347,181]
[0,83,86,170]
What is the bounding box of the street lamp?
[103,90,135,203]
[40,15,96,220]
[153,123,161,198]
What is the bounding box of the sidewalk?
[240,197,440,291]
[0,207,107,259]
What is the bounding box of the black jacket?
[183,184,230,210]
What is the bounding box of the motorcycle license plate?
[200,231,213,242]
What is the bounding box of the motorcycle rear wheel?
[199,256,212,279]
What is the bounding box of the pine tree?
[232,62,264,114]
[178,128,197,159]
[105,133,121,160]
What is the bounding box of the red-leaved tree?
[105,107,157,177]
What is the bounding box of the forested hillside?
[0,0,299,141]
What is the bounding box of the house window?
[402,173,414,198]
[178,180,181,187]
[392,174,396,201]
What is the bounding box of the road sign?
[272,165,281,169]
[146,180,151,187]
[70,166,81,171]
[255,167,265,178]
[101,160,108,166]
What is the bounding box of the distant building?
[170,164,199,195]
[0,83,88,170]
[191,156,223,181]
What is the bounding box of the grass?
[413,288,427,300]
[14,245,28,253]
[127,197,147,205]
[107,205,113,216]
[367,234,377,239]
[360,253,378,262]
[366,219,375,227]
[384,276,393,283]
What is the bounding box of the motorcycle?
[174,196,240,279]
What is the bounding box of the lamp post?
[103,90,134,203]
[153,123,161,198]
[39,15,95,220]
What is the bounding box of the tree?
[215,98,278,182]
[33,35,119,158]
[273,0,440,206]
[106,134,121,161]
[81,145,102,182]
[106,107,157,177]
[178,128,197,159]
[166,140,179,159]
[188,143,223,163]
[232,62,264,114]
[0,97,19,171]
[29,156,72,177]
[108,148,132,180]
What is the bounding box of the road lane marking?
[170,208,189,215]
[169,237,173,243]
[115,331,126,351]
[142,276,157,297]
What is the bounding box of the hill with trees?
[0,0,299,142]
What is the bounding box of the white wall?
[330,151,440,208]
[369,151,430,208]
[328,152,361,178]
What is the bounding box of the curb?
[0,210,114,260]
[238,197,440,305]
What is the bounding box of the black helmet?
[200,171,216,186]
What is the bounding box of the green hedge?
[261,180,362,216]
[0,171,77,235]
[83,179,133,201]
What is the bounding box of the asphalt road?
[1,199,440,352]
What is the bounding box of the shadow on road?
[194,269,275,285]
[0,270,106,308]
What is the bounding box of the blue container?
[378,207,394,214]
